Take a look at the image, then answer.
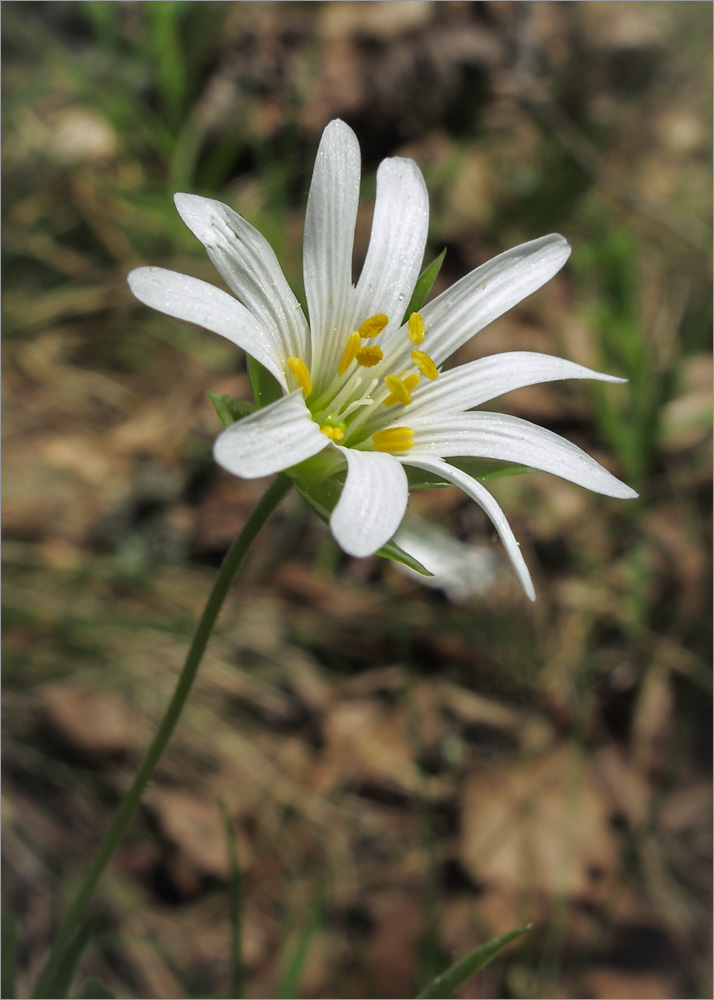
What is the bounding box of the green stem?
[33,475,293,999]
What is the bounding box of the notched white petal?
[174,193,308,361]
[422,234,571,365]
[353,157,429,339]
[407,456,536,600]
[409,351,625,414]
[127,267,286,386]
[410,412,639,499]
[330,448,409,557]
[303,119,361,383]
[213,391,326,479]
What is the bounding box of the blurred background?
[2,2,711,998]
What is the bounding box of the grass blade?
[415,924,530,999]
[219,802,245,1000]
[2,912,20,1000]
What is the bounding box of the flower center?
[285,311,437,454]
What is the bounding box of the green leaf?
[206,390,256,428]
[36,916,97,1000]
[77,977,116,999]
[2,912,20,1000]
[415,925,530,999]
[247,355,282,408]
[402,249,446,324]
[406,460,533,491]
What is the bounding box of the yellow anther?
[320,425,345,442]
[384,373,414,406]
[408,312,425,345]
[337,331,361,376]
[358,314,389,339]
[356,345,383,368]
[411,349,438,381]
[383,373,420,407]
[287,356,312,395]
[372,426,415,453]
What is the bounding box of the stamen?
[337,331,361,376]
[383,373,420,407]
[384,374,414,406]
[287,356,312,395]
[408,312,425,345]
[320,425,345,442]
[372,426,415,452]
[411,349,438,380]
[356,345,383,368]
[358,314,389,339]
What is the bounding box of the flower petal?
[409,411,639,499]
[409,351,625,415]
[303,120,361,388]
[174,193,308,363]
[420,235,571,366]
[127,267,287,387]
[353,157,429,341]
[330,448,409,557]
[407,456,536,600]
[213,391,327,479]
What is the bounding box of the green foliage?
[76,977,116,999]
[416,925,530,999]
[219,802,245,1000]
[277,893,326,1000]
[33,916,97,1000]
[206,390,257,428]
[402,249,447,323]
[2,912,20,1000]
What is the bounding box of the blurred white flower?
[128,119,636,599]
[393,518,503,603]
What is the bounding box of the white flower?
[128,119,636,600]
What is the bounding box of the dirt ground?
[2,3,712,998]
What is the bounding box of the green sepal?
[77,977,116,999]
[247,355,282,408]
[2,912,20,1000]
[406,459,533,490]
[206,390,257,428]
[416,925,530,999]
[402,248,446,324]
[293,475,433,577]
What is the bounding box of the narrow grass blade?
[219,801,244,1000]
[34,916,97,1000]
[77,977,116,999]
[402,249,447,324]
[415,925,530,999]
[277,894,325,1000]
[2,912,20,999]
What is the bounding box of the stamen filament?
[408,312,425,345]
[411,349,438,380]
[337,331,361,376]
[372,426,415,452]
[287,356,312,395]
[358,314,389,339]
